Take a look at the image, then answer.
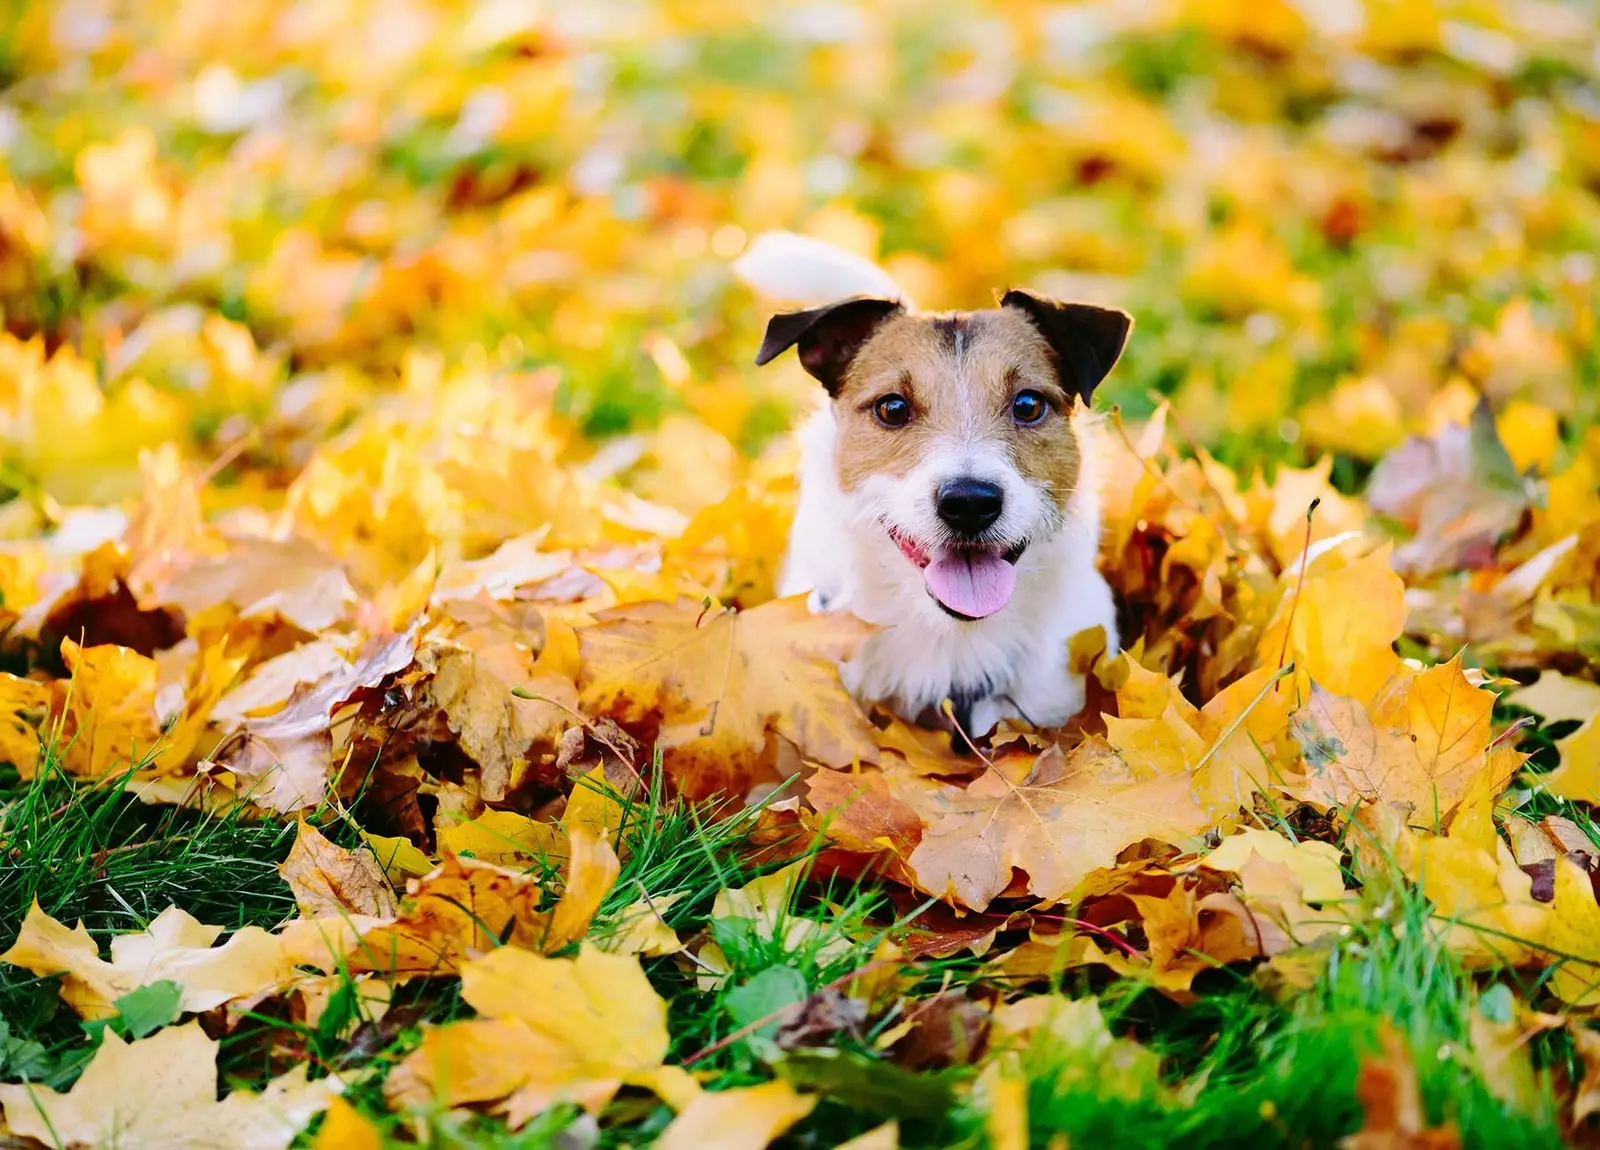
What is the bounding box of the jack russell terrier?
[746,236,1130,744]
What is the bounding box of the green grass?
[1,744,1592,1149]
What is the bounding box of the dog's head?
[756,291,1131,621]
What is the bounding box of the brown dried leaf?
[577,596,876,799]
[280,820,398,918]
[897,738,1212,909]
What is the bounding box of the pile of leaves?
[2,1,1600,1147]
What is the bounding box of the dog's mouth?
[888,529,1027,620]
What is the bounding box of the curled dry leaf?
[217,630,416,812]
[1367,397,1530,579]
[279,820,398,918]
[376,637,576,803]
[0,1021,341,1150]
[0,902,294,1020]
[55,638,165,779]
[289,830,618,976]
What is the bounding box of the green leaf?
[778,1048,957,1118]
[111,981,183,1040]
[0,1018,55,1081]
[723,965,809,1041]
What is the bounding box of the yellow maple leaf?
[576,596,876,799]
[1541,717,1600,805]
[657,1080,817,1150]
[385,942,691,1128]
[1290,658,1508,821]
[312,1098,384,1150]
[1201,828,1347,904]
[435,809,569,868]
[57,638,165,779]
[0,901,294,1020]
[0,1021,339,1149]
[897,739,1212,909]
[1546,857,1600,1008]
[1259,543,1407,707]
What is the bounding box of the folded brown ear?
[755,296,902,394]
[1000,289,1132,404]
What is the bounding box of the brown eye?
[1012,390,1047,425]
[873,394,911,428]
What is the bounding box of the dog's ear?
[1000,289,1132,405]
[755,296,903,394]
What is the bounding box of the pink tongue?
[925,552,1017,618]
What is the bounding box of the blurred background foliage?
[0,0,1596,545]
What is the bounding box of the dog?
[751,251,1129,745]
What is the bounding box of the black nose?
[936,477,1003,537]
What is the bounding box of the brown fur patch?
[832,309,1082,511]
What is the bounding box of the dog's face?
[757,290,1131,621]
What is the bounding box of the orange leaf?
[576,596,876,799]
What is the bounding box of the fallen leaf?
[331,831,617,976]
[656,1080,817,1150]
[1541,717,1600,805]
[360,831,435,885]
[1545,857,1600,1008]
[57,638,165,778]
[385,942,687,1127]
[0,1021,340,1149]
[280,820,398,918]
[218,631,416,812]
[0,674,51,775]
[435,810,568,867]
[897,739,1211,908]
[600,893,685,956]
[577,596,876,799]
[1368,397,1530,579]
[0,902,294,1020]
[1260,543,1407,707]
[1290,658,1506,820]
[1201,828,1347,903]
[1340,1025,1460,1149]
[311,1097,384,1150]
[1505,671,1600,725]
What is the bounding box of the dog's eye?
[1012,390,1048,425]
[872,394,912,428]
